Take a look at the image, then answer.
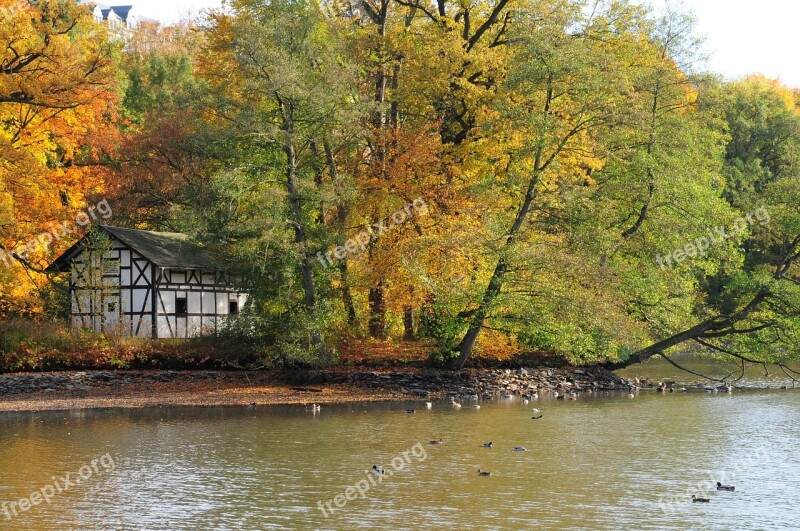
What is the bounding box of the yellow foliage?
[0,0,119,315]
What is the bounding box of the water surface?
[2,386,799,530]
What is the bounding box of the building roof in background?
[82,2,142,22]
[107,5,134,21]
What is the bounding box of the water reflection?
[1,389,799,529]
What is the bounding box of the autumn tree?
[0,0,118,316]
[436,0,649,369]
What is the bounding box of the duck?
[513,446,527,452]
[552,391,561,399]
[657,382,667,392]
[531,415,543,420]
[478,468,492,476]
[627,387,636,398]
[531,408,540,413]
[522,398,529,405]
[404,409,416,414]
[247,402,256,409]
[566,391,578,400]
[472,404,481,409]
[429,438,443,445]
[483,442,493,448]
[450,397,462,408]
[531,392,539,399]
[716,482,735,491]
[306,404,321,412]
[425,401,433,409]
[692,495,710,503]
[372,465,385,475]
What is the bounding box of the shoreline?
[0,366,631,412]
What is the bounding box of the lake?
[1,366,799,529]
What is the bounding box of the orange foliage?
[0,0,120,315]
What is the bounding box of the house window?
[176,297,188,316]
[229,300,239,315]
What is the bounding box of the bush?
[0,318,256,372]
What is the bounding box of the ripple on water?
[0,391,799,530]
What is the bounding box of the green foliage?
[12,0,800,370]
[123,53,199,119]
[181,0,800,367]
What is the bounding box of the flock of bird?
[299,384,739,502]
[386,393,542,478]
[627,378,734,397]
[280,378,734,413]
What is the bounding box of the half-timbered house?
[47,225,247,339]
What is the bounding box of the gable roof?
[47,225,223,273]
[108,5,134,21]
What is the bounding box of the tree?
[107,25,209,229]
[0,0,118,316]
[604,77,800,371]
[440,0,647,369]
[197,0,364,361]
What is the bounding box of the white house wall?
[69,236,156,337]
[68,235,247,339]
[153,268,247,339]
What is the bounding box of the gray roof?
[102,226,221,270]
[47,225,222,272]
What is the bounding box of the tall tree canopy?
[5,0,800,372]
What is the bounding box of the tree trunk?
[340,260,357,326]
[444,147,544,370]
[445,259,508,369]
[278,96,327,360]
[403,306,415,340]
[309,140,325,225]
[602,288,771,370]
[367,3,389,340]
[368,283,387,339]
[323,140,357,326]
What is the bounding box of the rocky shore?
[321,366,630,397]
[0,366,632,412]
